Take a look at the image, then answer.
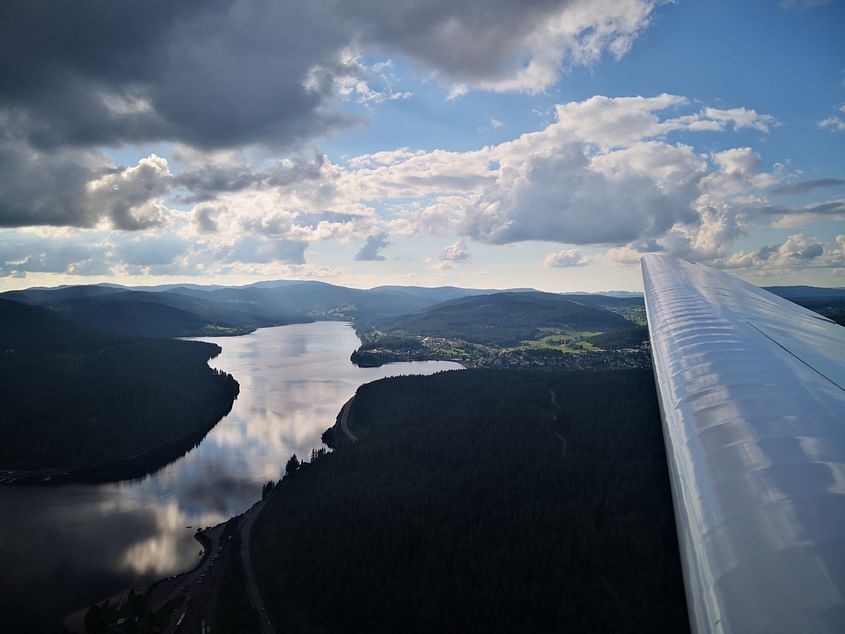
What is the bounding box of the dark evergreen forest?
[0,299,239,472]
[252,368,689,634]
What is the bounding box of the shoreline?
[0,379,239,486]
[27,323,455,632]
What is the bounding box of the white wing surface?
[642,255,845,634]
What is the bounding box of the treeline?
[350,335,425,366]
[587,325,650,350]
[0,299,239,473]
[252,368,688,633]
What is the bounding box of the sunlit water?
[0,322,461,627]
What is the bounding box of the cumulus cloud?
[193,202,226,234]
[819,115,845,132]
[454,97,777,249]
[463,143,699,245]
[324,95,782,260]
[354,232,390,261]
[210,94,786,267]
[0,140,112,228]
[0,148,172,230]
[0,88,823,280]
[439,240,472,263]
[543,249,586,267]
[722,233,840,270]
[86,155,171,230]
[818,104,845,131]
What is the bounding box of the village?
[351,334,652,371]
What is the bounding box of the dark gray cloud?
[757,199,845,216]
[770,178,845,195]
[0,140,110,228]
[796,242,824,259]
[194,203,225,234]
[173,154,327,206]
[756,244,778,261]
[354,232,390,261]
[0,140,172,230]
[0,0,579,153]
[341,0,571,81]
[0,1,346,150]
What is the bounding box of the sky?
[0,0,843,292]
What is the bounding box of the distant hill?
[764,286,845,327]
[2,284,125,305]
[560,293,644,308]
[1,281,660,340]
[564,290,644,299]
[3,286,310,337]
[0,299,238,474]
[379,291,635,347]
[1,282,504,337]
[0,298,107,353]
[765,285,845,300]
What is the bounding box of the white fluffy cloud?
[819,117,845,132]
[722,233,845,271]
[439,240,472,263]
[543,249,587,268]
[6,93,840,281]
[86,155,172,230]
[468,0,667,93]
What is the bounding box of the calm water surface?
[0,322,460,627]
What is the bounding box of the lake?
[0,322,461,629]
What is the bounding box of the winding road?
[240,500,276,634]
[338,396,358,442]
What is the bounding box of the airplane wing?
[641,254,845,634]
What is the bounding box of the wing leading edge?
[642,255,845,634]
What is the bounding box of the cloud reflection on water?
[0,321,460,625]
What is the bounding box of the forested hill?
[377,291,635,346]
[1,286,309,338]
[252,368,688,633]
[0,299,239,475]
[1,282,503,338]
[765,287,845,327]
